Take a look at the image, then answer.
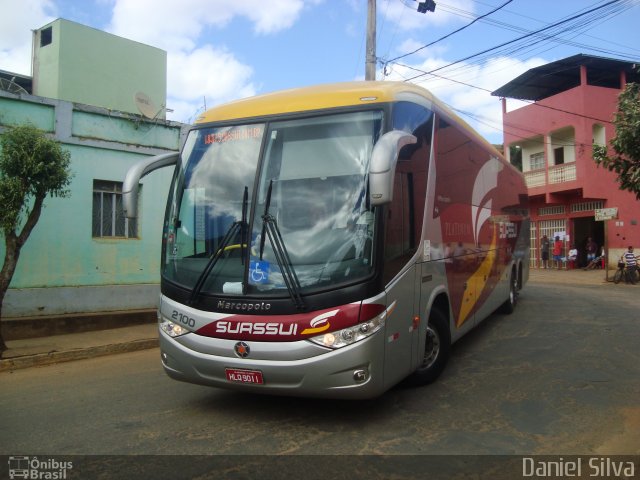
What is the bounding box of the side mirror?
[368,130,417,206]
[123,152,179,218]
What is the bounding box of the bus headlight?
[309,313,385,349]
[160,318,191,338]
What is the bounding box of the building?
[0,19,187,327]
[492,54,640,269]
[32,18,167,118]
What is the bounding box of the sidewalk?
[528,265,613,286]
[0,323,158,372]
[0,266,622,372]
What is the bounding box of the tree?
[509,145,523,172]
[593,78,640,199]
[0,125,72,355]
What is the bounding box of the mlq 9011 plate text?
[225,368,264,384]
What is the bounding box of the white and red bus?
[124,81,529,399]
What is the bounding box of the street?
[1,276,639,470]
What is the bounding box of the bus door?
[382,172,422,386]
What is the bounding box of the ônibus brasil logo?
[8,456,73,479]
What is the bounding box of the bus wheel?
[407,308,451,386]
[498,268,518,314]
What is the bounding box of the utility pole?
[365,0,435,81]
[365,0,376,81]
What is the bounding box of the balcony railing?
[549,163,576,184]
[524,162,577,188]
[524,169,546,188]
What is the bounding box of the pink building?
[492,54,640,269]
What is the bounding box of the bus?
[123,81,529,399]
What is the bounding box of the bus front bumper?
[159,328,388,399]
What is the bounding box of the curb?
[0,338,158,373]
[0,270,613,372]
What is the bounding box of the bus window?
[383,102,433,283]
[162,124,264,290]
[252,111,382,293]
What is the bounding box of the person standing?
[552,236,563,269]
[621,246,639,283]
[585,237,598,265]
[540,235,550,269]
[567,244,578,269]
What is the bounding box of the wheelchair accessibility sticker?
[249,260,270,284]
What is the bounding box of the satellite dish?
[134,91,158,119]
[0,77,28,95]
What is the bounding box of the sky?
[1,0,639,144]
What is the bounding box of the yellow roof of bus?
[194,81,503,162]
[195,81,441,124]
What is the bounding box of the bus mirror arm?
[368,131,417,206]
[123,152,179,218]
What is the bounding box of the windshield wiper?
[260,180,305,311]
[188,186,248,306]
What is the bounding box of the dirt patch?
[594,407,640,455]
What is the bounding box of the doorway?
[573,217,604,268]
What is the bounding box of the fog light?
[353,369,368,383]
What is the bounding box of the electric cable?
[386,0,514,64]
[402,0,625,82]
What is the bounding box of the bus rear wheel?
[498,267,518,314]
[407,308,451,386]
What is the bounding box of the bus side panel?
[430,117,485,329]
[426,115,528,335]
[382,264,420,390]
[472,159,530,322]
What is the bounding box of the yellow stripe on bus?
[457,227,498,327]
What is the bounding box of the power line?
[418,1,636,90]
[384,0,637,98]
[452,106,602,149]
[402,0,625,82]
[434,0,640,60]
[390,57,624,138]
[391,60,617,124]
[469,0,640,56]
[385,0,514,64]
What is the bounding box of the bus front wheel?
[407,308,451,386]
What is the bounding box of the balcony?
[524,162,576,189]
[524,169,545,188]
[549,163,576,184]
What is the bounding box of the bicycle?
[613,261,639,284]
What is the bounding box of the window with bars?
[539,205,565,216]
[571,201,604,213]
[92,180,138,238]
[529,152,545,170]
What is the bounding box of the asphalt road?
[1,278,638,477]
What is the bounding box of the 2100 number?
[171,310,196,328]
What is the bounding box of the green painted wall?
[0,97,55,132]
[0,92,186,316]
[33,19,166,118]
[6,146,173,288]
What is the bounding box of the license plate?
[225,368,264,385]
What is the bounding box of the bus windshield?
[163,110,383,298]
